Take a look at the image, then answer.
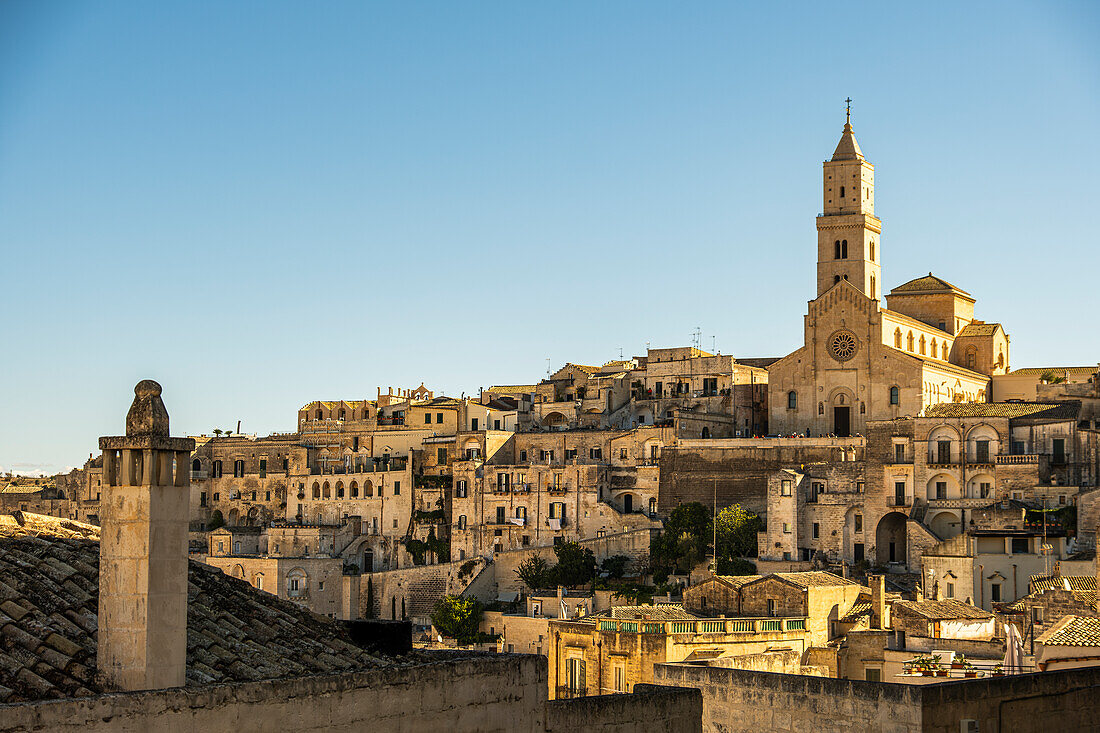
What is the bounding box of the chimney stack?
[98,380,194,691]
[870,574,887,630]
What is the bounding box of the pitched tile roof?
[891,599,992,621]
[1037,615,1100,647]
[0,512,422,704]
[605,604,695,621]
[1030,575,1097,594]
[889,273,972,297]
[840,600,872,623]
[956,323,1002,337]
[923,402,1079,420]
[714,574,762,589]
[771,571,860,588]
[1008,367,1098,378]
[486,385,538,393]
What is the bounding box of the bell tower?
[816,100,882,299]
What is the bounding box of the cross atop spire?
[845,97,852,125]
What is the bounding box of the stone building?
[768,115,1008,438]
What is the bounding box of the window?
[818,402,824,415]
[282,457,289,471]
[767,599,778,616]
[212,460,223,478]
[942,343,949,359]
[907,332,914,351]
[336,482,344,498]
[937,440,952,464]
[781,480,792,496]
[841,239,848,258]
[494,419,501,430]
[1011,537,1029,554]
[894,329,902,348]
[919,335,926,355]
[614,666,626,693]
[889,386,899,405]
[865,669,881,682]
[1053,438,1066,464]
[812,522,820,539]
[782,522,791,534]
[437,412,444,424]
[976,440,990,463]
[870,242,875,261]
[192,458,201,472]
[946,582,954,598]
[854,514,863,532]
[787,391,797,410]
[1033,607,1045,624]
[565,658,586,695]
[437,447,448,465]
[991,583,1002,602]
[457,515,467,530]
[200,491,208,507]
[424,413,432,424]
[980,482,992,499]
[936,481,947,499]
[589,448,602,460]
[312,483,320,499]
[834,240,841,259]
[834,275,841,284]
[471,418,479,431]
[856,481,865,493]
[894,443,905,462]
[234,460,245,478]
[619,448,628,460]
[455,480,467,498]
[393,481,400,495]
[782,552,791,561]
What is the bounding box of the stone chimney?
[870,574,886,630]
[98,380,195,691]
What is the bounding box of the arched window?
[311,482,320,499]
[834,240,841,259]
[907,332,915,351]
[942,343,949,360]
[336,481,344,498]
[930,338,937,358]
[701,427,710,438]
[322,481,331,499]
[841,240,848,258]
[365,480,374,497]
[457,514,467,530]
[787,391,797,410]
[818,402,824,415]
[870,242,875,261]
[919,335,926,355]
[212,460,223,478]
[286,568,307,597]
[890,386,900,405]
[870,274,876,299]
[350,481,359,498]
[192,458,201,472]
[894,328,902,348]
[967,348,976,368]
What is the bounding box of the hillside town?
[3,118,1100,732]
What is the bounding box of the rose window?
[829,331,858,362]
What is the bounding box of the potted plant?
[951,653,966,670]
[930,654,948,677]
[992,663,1005,677]
[963,660,978,678]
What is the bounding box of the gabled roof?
[0,512,423,704]
[956,323,1003,338]
[889,273,973,298]
[923,402,1079,420]
[1038,615,1100,647]
[1030,575,1097,594]
[840,600,873,623]
[604,604,694,621]
[745,571,859,590]
[1007,367,1098,378]
[891,598,992,621]
[712,574,762,589]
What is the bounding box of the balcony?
[597,617,807,635]
[547,484,571,495]
[997,454,1040,465]
[887,496,913,508]
[191,470,209,481]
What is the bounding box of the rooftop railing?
[596,617,807,635]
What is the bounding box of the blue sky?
[2,1,1098,473]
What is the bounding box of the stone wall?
[653,663,1100,733]
[0,656,547,733]
[659,439,864,515]
[361,556,489,623]
[545,684,702,733]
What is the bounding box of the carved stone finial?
[125,379,170,437]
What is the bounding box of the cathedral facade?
[768,117,1010,437]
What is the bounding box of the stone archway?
[875,512,908,565]
[929,510,961,540]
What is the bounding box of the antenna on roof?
[546,357,551,378]
[692,327,702,349]
[712,335,716,353]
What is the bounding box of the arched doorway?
[623,494,634,513]
[701,427,710,438]
[875,512,908,565]
[929,511,961,540]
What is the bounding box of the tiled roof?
[486,385,538,393]
[1030,575,1097,594]
[736,357,780,369]
[841,600,872,623]
[1038,615,1100,647]
[923,402,1079,420]
[892,599,992,621]
[1008,367,1097,378]
[606,604,694,621]
[572,364,600,374]
[771,571,860,588]
[0,512,422,704]
[889,273,972,297]
[956,323,1002,337]
[714,574,762,589]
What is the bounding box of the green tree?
[715,504,764,562]
[430,595,482,645]
[365,576,376,619]
[548,541,597,587]
[515,555,550,591]
[650,502,711,582]
[600,554,630,579]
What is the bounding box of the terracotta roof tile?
[0,512,430,704]
[889,273,972,297]
[1038,615,1100,647]
[892,598,992,620]
[923,402,1079,420]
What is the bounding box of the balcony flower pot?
[964,671,978,678]
[935,670,948,677]
[920,670,933,677]
[951,663,964,670]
